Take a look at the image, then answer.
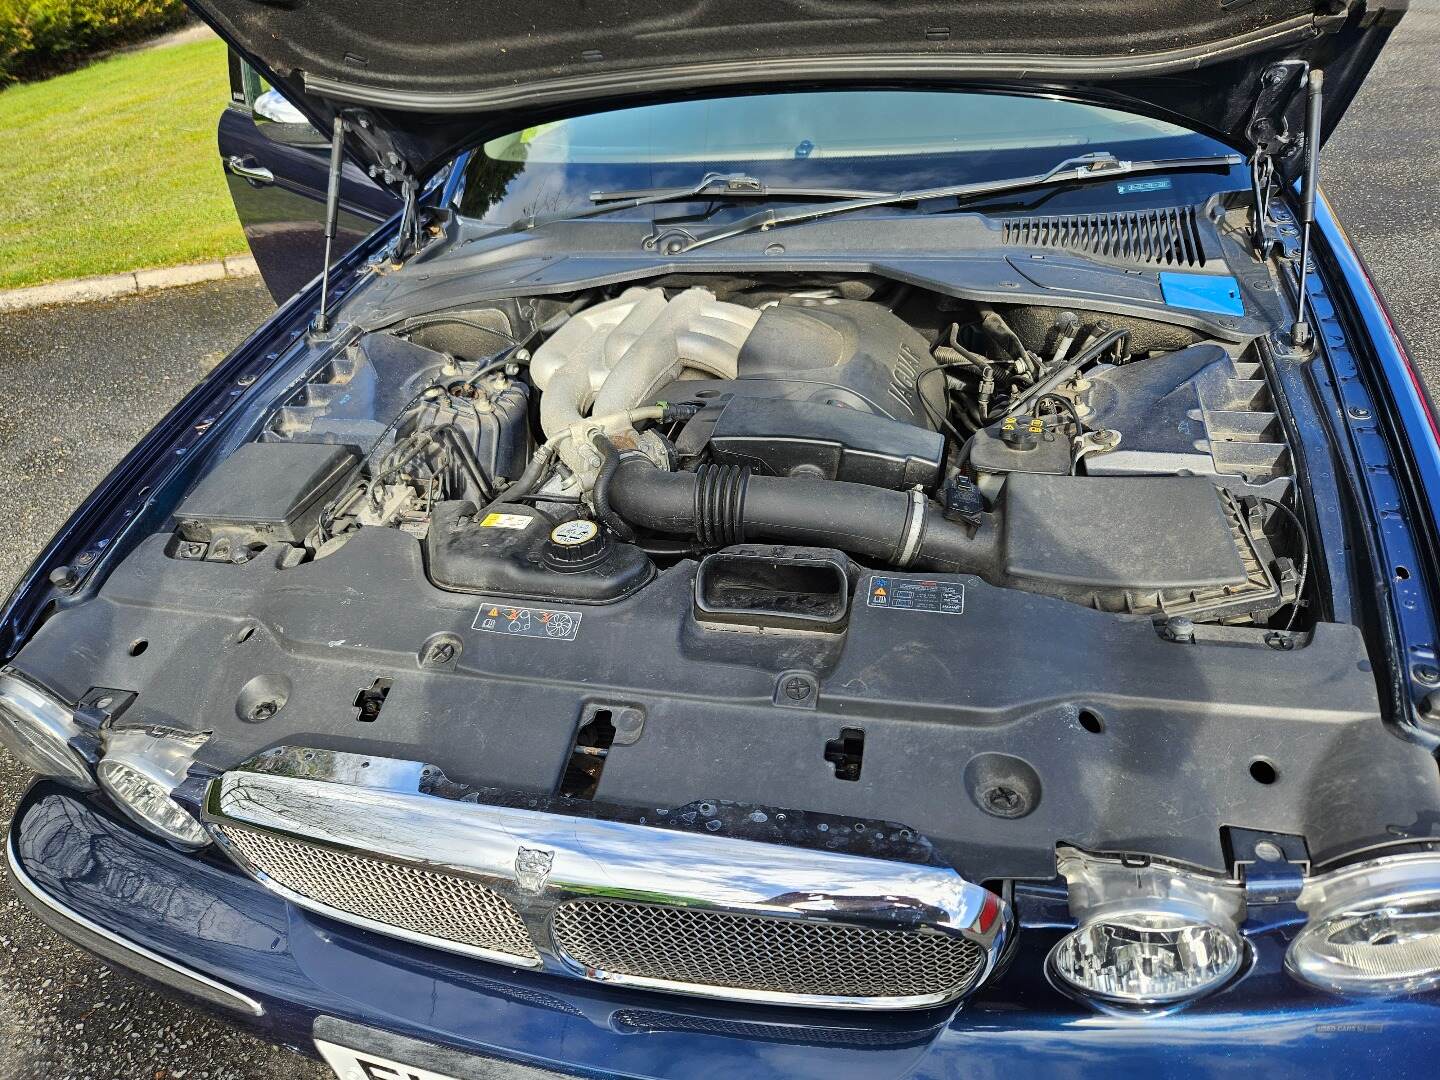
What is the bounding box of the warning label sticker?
[479,512,531,530]
[473,602,583,641]
[865,575,965,615]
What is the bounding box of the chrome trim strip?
[204,748,1009,1009]
[5,826,264,1017]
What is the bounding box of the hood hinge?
[341,108,423,262]
[1244,60,1310,257]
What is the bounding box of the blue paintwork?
[1158,271,1245,316]
[1306,191,1440,736]
[1314,189,1440,527]
[217,106,396,302]
[11,783,1440,1078]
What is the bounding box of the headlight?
[97,728,210,849]
[1288,852,1440,996]
[1051,912,1242,1005]
[0,671,94,789]
[1047,847,1246,1007]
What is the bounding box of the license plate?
[318,1040,462,1080]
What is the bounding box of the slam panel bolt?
[981,785,1029,818]
[1415,665,1440,687]
[249,700,279,721]
[1419,690,1440,723]
[783,677,813,701]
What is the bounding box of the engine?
[176,279,1303,629]
[525,287,949,491]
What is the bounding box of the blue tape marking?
[1159,272,1244,317]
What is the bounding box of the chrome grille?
[217,826,538,962]
[552,900,985,999]
[206,752,1010,1009]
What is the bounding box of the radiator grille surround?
[552,899,987,1000]
[1001,206,1206,266]
[204,750,1010,1010]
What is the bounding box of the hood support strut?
[312,115,347,334]
[1290,69,1324,352]
[1245,59,1327,354]
[311,109,422,335]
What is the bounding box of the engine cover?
[676,395,945,489]
[665,298,948,488]
[663,298,946,429]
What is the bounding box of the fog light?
[1048,847,1246,1007]
[1051,913,1242,1005]
[97,728,210,849]
[0,672,94,789]
[1288,852,1440,996]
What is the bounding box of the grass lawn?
[0,36,248,291]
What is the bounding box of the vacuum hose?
[607,458,998,573]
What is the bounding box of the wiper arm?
[508,172,892,234]
[676,152,1243,253]
[590,177,891,204]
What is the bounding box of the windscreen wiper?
[507,172,892,234]
[674,152,1244,253]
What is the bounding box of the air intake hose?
[608,458,997,572]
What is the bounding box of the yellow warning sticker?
[479,512,531,530]
[473,601,582,641]
[867,575,964,614]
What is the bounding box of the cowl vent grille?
[1001,207,1206,266]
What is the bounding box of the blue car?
[6,1,1440,1076]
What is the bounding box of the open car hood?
[189,0,1404,192]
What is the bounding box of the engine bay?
[11,268,1440,881]
[189,280,1302,624]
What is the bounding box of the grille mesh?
[552,900,984,999]
[1001,206,1205,266]
[218,826,538,961]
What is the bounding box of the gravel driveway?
[0,4,1436,1073]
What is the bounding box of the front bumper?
[9,781,1440,1079]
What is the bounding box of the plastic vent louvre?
[1001,207,1206,266]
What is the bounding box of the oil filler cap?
[543,519,610,572]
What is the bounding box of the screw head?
[1254,840,1285,862]
[783,677,812,701]
[426,642,456,665]
[249,700,279,721]
[1164,616,1196,642]
[983,785,1023,816]
[1417,665,1440,686]
[1420,690,1440,722]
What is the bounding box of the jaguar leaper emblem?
[514,846,555,893]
